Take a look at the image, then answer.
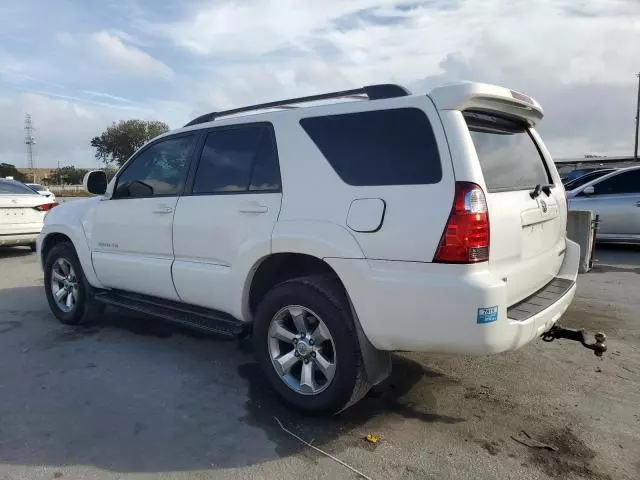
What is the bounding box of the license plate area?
[1,208,33,224]
[521,219,560,259]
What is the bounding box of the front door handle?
[239,203,268,214]
[635,201,640,207]
[153,205,173,214]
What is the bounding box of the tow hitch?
[542,325,607,357]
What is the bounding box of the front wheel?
[253,275,370,414]
[44,242,104,325]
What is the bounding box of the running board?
[94,291,246,338]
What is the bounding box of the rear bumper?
[0,233,39,247]
[326,239,580,355]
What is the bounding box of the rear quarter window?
[300,108,442,186]
[464,111,551,192]
[0,181,37,194]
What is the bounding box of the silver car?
[567,165,640,243]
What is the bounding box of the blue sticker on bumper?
[477,306,498,324]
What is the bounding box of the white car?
[26,183,56,202]
[37,82,579,413]
[1,179,58,251]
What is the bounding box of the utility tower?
[24,114,36,182]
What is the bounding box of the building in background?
[17,168,56,184]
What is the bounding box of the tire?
[253,275,371,414]
[29,242,37,253]
[44,242,104,325]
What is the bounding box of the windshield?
[0,180,39,195]
[29,184,44,190]
[464,111,551,192]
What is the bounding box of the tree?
[0,163,27,182]
[91,119,169,167]
[50,166,89,185]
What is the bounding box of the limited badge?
[477,306,499,324]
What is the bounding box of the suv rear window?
[300,108,441,186]
[464,111,550,192]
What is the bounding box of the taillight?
[434,182,489,263]
[34,202,58,212]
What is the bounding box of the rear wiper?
[529,184,552,199]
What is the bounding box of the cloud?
[0,93,113,169]
[166,0,640,157]
[0,92,167,169]
[150,0,429,56]
[82,90,139,105]
[1,0,639,168]
[90,31,174,78]
[409,27,639,157]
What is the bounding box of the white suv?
[37,82,579,413]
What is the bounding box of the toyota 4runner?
[38,82,579,413]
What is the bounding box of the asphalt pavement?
[0,245,638,480]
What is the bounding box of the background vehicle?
[564,169,616,192]
[562,167,611,184]
[26,183,56,201]
[1,179,58,251]
[37,82,578,413]
[568,166,640,243]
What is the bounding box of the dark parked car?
[563,169,616,191]
[562,167,612,184]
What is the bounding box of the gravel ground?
[0,245,638,480]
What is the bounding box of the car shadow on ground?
[0,246,34,260]
[0,285,464,473]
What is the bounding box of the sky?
[0,0,639,168]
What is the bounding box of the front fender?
[37,198,105,289]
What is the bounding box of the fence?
[50,185,85,195]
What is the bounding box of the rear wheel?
[44,242,104,325]
[253,275,370,413]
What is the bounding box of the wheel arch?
[245,253,340,319]
[244,251,391,386]
[40,232,73,269]
[39,224,104,289]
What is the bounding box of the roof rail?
[183,83,411,127]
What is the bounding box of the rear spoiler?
[428,82,544,127]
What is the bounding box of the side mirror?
[83,170,107,195]
[582,185,595,196]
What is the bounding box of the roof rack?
[183,83,411,127]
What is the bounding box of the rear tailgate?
[464,111,566,306]
[0,195,47,235]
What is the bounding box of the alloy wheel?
[267,305,337,395]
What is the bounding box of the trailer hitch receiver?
[542,325,607,357]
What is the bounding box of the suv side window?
[192,124,281,194]
[300,108,442,186]
[592,170,640,195]
[114,135,195,199]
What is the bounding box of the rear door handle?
[153,205,173,214]
[635,201,640,207]
[239,203,268,214]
